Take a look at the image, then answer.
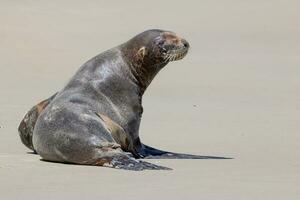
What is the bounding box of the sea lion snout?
[181,38,190,49]
[159,32,189,62]
[161,32,190,49]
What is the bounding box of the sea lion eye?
[161,47,167,53]
[157,40,167,53]
[154,35,166,49]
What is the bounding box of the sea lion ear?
[137,46,146,61]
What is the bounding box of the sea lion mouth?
[164,48,188,62]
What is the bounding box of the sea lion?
[18,29,228,170]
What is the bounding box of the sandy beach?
[1,1,300,199]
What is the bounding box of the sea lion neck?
[120,42,167,96]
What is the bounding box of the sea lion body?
[34,48,143,164]
[19,29,228,170]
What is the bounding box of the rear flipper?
[138,144,232,159]
[104,154,171,170]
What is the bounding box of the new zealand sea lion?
[18,29,228,170]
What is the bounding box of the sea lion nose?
[181,39,189,49]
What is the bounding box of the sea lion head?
[122,29,190,94]
[126,29,189,65]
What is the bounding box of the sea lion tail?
[18,93,57,152]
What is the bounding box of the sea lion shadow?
[143,154,233,160]
[26,151,37,155]
[140,144,233,159]
[39,159,82,166]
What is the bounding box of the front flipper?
[139,144,232,159]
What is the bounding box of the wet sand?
[0,1,300,199]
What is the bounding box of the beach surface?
[0,1,300,199]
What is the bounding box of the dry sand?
[1,1,300,199]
